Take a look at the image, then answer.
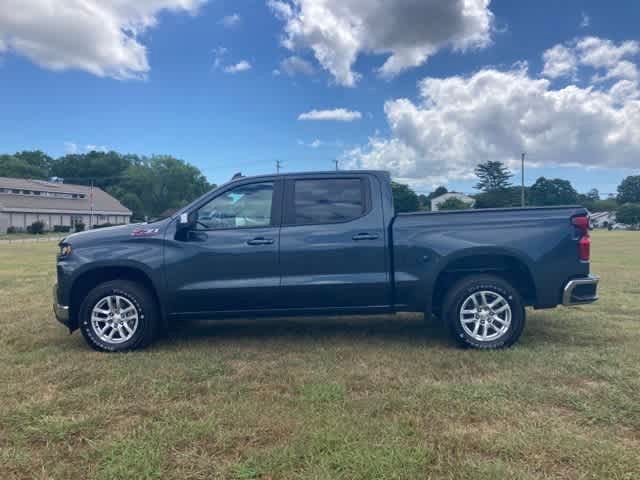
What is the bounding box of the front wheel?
[79,280,158,352]
[443,275,525,349]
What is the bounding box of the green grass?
[0,231,639,479]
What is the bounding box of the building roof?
[431,192,475,203]
[0,177,132,215]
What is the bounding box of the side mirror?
[177,212,196,231]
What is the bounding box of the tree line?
[392,160,640,227]
[2,151,639,227]
[0,150,214,221]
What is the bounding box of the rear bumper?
[562,275,599,306]
[53,284,71,327]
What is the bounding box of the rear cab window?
[284,177,369,225]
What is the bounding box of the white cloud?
[220,13,241,29]
[213,48,251,74]
[0,0,206,79]
[298,139,323,148]
[268,0,493,86]
[279,56,315,76]
[86,145,108,152]
[223,60,252,74]
[64,142,108,154]
[298,108,362,121]
[345,52,640,187]
[543,37,640,81]
[576,37,639,70]
[580,12,590,28]
[542,44,577,79]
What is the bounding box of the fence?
[0,235,64,245]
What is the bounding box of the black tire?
[79,280,158,352]
[443,274,525,349]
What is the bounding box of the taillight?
[572,215,590,261]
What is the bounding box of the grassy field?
[0,231,638,480]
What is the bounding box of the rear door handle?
[247,237,274,246]
[352,233,379,241]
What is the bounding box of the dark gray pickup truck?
[53,170,599,352]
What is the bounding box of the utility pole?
[333,159,339,171]
[521,152,526,207]
[276,160,282,175]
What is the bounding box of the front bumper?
[53,284,70,326]
[563,275,600,306]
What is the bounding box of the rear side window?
[289,178,365,225]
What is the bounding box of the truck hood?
[61,219,171,246]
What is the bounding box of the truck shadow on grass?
[152,310,617,350]
[159,314,453,347]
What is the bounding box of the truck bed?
[391,205,590,314]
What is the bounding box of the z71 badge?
[131,228,160,237]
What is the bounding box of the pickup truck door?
[277,175,391,310]
[165,179,283,314]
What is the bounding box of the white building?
[0,177,132,234]
[431,192,476,211]
[589,211,616,229]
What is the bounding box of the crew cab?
[53,171,599,351]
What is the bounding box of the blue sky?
[1,0,639,195]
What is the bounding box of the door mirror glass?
[176,211,196,231]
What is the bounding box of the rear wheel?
[79,280,158,352]
[443,274,525,349]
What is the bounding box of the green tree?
[116,155,212,219]
[474,187,523,208]
[46,151,213,220]
[586,188,600,201]
[617,176,640,204]
[419,186,449,211]
[117,192,145,221]
[429,186,448,199]
[438,197,472,210]
[0,150,52,179]
[50,151,133,190]
[578,188,608,211]
[474,161,513,192]
[391,181,420,213]
[615,203,640,227]
[529,177,578,206]
[588,198,618,212]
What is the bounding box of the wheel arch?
[68,264,165,331]
[430,249,537,317]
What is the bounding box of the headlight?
[59,243,73,258]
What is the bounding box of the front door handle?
[247,237,275,246]
[352,233,379,241]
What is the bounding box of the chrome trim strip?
[563,275,600,306]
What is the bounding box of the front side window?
[196,182,274,230]
[290,178,365,225]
